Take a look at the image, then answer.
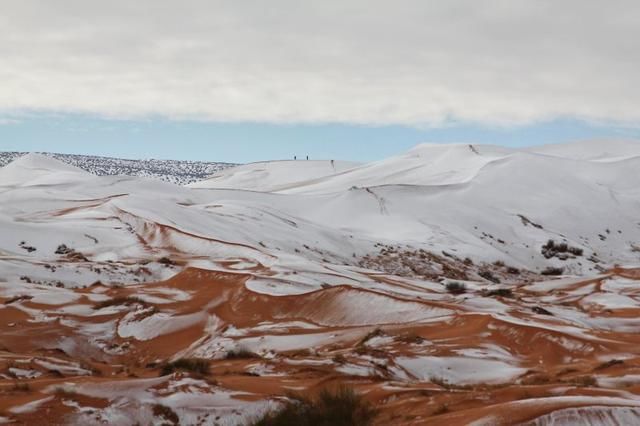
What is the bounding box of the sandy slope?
[1,142,640,425]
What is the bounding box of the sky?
[1,1,640,162]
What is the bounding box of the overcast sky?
[1,1,639,160]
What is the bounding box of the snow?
[9,396,54,414]
[118,311,206,341]
[0,153,89,187]
[34,358,92,376]
[189,159,361,192]
[529,140,640,162]
[68,376,278,426]
[597,375,640,388]
[277,287,453,326]
[582,292,638,310]
[4,142,640,287]
[8,367,42,379]
[336,363,376,377]
[524,406,640,426]
[0,281,80,305]
[396,355,526,385]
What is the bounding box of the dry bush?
[93,296,149,310]
[445,282,466,295]
[541,267,564,276]
[160,358,210,376]
[224,347,261,360]
[252,386,377,426]
[483,288,513,298]
[152,404,179,425]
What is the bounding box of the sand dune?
[2,142,640,425]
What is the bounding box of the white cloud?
[1,0,639,126]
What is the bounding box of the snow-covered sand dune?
[189,159,361,192]
[1,141,640,425]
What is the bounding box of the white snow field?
[189,159,362,192]
[1,142,640,287]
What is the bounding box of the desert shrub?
[252,386,377,426]
[541,267,564,276]
[224,347,260,360]
[395,332,424,344]
[478,270,500,283]
[445,282,466,295]
[484,288,513,298]
[532,306,553,315]
[569,375,597,387]
[518,215,544,229]
[55,244,72,255]
[19,241,36,252]
[542,240,583,259]
[93,296,148,310]
[133,306,159,320]
[152,404,179,425]
[506,266,520,275]
[493,260,505,267]
[54,244,88,261]
[158,256,175,266]
[568,247,584,256]
[160,358,210,376]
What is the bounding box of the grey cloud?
[1,0,639,125]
